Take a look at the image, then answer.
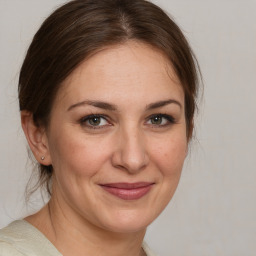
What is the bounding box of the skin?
[22,41,188,256]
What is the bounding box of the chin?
[97,208,158,234]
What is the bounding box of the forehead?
[56,41,184,108]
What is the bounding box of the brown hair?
[19,0,200,197]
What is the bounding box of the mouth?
[99,182,154,200]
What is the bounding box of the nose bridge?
[113,122,148,173]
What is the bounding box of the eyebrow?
[67,100,117,111]
[146,99,182,110]
[67,98,182,112]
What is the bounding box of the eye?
[80,115,109,128]
[146,114,175,127]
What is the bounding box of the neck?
[25,193,147,256]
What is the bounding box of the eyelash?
[80,114,110,129]
[79,113,176,129]
[146,113,176,127]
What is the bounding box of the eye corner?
[145,113,176,128]
[79,114,112,130]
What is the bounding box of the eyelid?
[79,113,176,130]
[145,113,176,126]
[80,114,112,129]
[80,114,108,122]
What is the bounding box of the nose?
[111,126,149,174]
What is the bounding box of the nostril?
[111,128,149,173]
[113,151,149,174]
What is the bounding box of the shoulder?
[0,220,62,256]
[0,242,23,256]
[0,221,26,256]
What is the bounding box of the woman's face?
[45,41,187,233]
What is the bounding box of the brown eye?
[146,114,175,127]
[88,116,101,126]
[151,116,163,125]
[80,115,109,128]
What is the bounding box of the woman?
[0,0,200,255]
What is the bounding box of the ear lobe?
[21,111,51,165]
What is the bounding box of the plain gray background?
[0,0,255,255]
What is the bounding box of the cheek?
[48,129,111,178]
[146,132,187,216]
[150,133,187,178]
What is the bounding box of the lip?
[100,182,154,200]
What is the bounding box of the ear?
[21,110,52,166]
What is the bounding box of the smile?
[100,182,154,200]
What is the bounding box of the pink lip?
[100,182,154,200]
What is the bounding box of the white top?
[0,220,157,256]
